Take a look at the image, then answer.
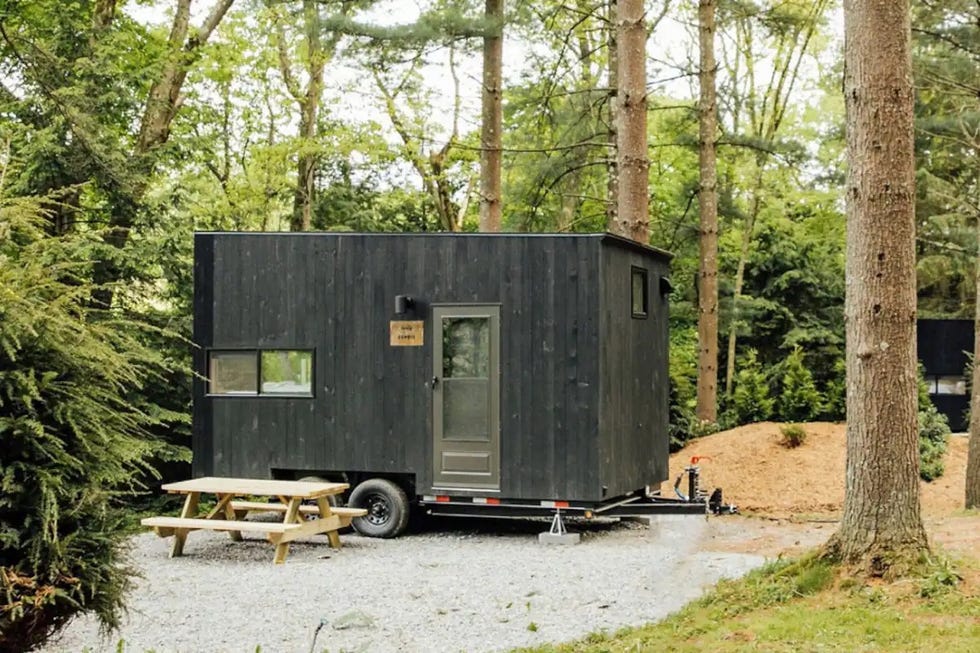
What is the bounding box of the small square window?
[631,267,648,318]
[261,350,313,395]
[209,351,257,395]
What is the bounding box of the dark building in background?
[917,318,972,431]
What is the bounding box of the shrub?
[779,423,808,448]
[776,346,823,422]
[821,357,846,421]
[0,193,169,650]
[918,405,950,481]
[728,349,774,424]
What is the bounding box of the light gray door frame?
[432,305,501,490]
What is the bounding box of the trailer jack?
[673,459,738,515]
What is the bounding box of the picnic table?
[141,477,367,564]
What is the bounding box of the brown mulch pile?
[659,421,970,518]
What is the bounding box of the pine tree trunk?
[605,0,619,231]
[826,0,928,575]
[614,0,648,243]
[968,221,980,508]
[696,0,718,424]
[479,0,504,232]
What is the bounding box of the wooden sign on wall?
[390,321,424,346]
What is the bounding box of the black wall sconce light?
[659,276,674,296]
[394,294,415,315]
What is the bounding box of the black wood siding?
[597,241,671,497]
[194,233,670,501]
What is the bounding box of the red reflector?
[435,495,450,503]
[554,500,569,508]
[486,497,500,505]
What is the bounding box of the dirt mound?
[660,421,970,518]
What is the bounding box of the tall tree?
[969,226,980,508]
[720,0,830,396]
[479,0,504,232]
[826,0,929,574]
[613,0,649,242]
[696,0,719,423]
[606,0,619,230]
[96,0,235,307]
[270,0,344,232]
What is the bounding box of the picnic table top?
[161,476,349,499]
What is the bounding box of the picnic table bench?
[141,477,366,564]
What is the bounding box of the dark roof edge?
[194,230,674,259]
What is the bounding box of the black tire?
[349,478,411,538]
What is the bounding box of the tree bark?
[826,0,929,575]
[696,0,718,423]
[478,0,503,232]
[968,220,980,508]
[605,0,619,231]
[614,0,648,243]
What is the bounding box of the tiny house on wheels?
[193,232,716,538]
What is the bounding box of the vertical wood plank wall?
[194,233,669,501]
[598,244,671,495]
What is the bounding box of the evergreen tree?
[777,346,823,422]
[729,349,774,423]
[0,189,170,650]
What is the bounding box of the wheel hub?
[365,493,391,525]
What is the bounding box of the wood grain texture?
[195,233,670,502]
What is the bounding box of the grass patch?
[515,553,980,653]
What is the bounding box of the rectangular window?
[631,267,648,318]
[935,375,966,396]
[208,349,313,397]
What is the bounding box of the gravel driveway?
[41,516,764,653]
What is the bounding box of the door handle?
[431,376,440,388]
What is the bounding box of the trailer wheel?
[349,478,410,538]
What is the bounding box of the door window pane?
[261,350,313,395]
[442,317,490,441]
[443,379,490,441]
[442,317,490,378]
[209,351,257,394]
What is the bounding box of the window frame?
[631,266,649,319]
[206,348,315,398]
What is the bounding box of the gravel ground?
[41,516,765,653]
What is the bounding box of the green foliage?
[779,423,808,448]
[918,406,950,482]
[919,556,962,599]
[822,356,846,420]
[728,349,774,424]
[0,192,170,650]
[916,364,951,481]
[776,347,823,422]
[667,327,722,449]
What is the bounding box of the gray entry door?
[432,305,500,490]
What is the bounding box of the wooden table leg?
[316,497,342,549]
[217,494,243,542]
[171,492,200,558]
[273,497,302,564]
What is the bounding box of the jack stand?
[538,508,580,545]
